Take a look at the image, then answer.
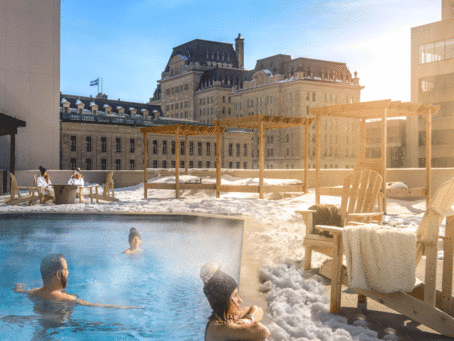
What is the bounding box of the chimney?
[442,0,454,20]
[235,33,244,69]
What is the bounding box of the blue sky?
[61,0,441,103]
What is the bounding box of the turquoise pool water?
[0,213,243,340]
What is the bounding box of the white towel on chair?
[343,224,416,293]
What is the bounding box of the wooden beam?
[143,133,148,199]
[216,130,222,198]
[426,110,432,207]
[175,132,180,199]
[304,121,309,193]
[382,109,388,213]
[315,115,321,204]
[184,136,189,175]
[10,133,15,176]
[259,121,265,199]
[360,118,366,159]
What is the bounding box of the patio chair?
[5,173,40,206]
[295,168,383,271]
[316,176,454,337]
[86,172,119,203]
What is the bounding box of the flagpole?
[101,78,103,94]
[97,77,99,96]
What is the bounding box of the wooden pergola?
[0,112,26,176]
[140,124,225,198]
[214,114,315,199]
[309,99,441,209]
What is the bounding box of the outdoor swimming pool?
[0,213,244,340]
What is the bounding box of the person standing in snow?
[68,168,85,203]
[37,166,55,203]
[200,261,270,341]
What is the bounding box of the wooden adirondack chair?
[296,168,383,271]
[5,173,40,205]
[87,172,119,203]
[317,176,454,337]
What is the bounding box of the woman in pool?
[200,261,270,341]
[122,228,142,254]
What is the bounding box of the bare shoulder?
[206,319,270,341]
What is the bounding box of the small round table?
[53,185,78,204]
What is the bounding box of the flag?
[90,78,99,86]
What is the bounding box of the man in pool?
[122,228,142,254]
[14,253,141,309]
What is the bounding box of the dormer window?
[103,104,111,115]
[76,99,84,115]
[117,106,125,116]
[141,109,149,119]
[129,107,137,118]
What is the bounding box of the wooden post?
[10,133,16,176]
[381,109,387,213]
[259,121,265,199]
[175,131,180,199]
[331,233,343,313]
[442,216,454,313]
[184,135,189,175]
[216,129,222,198]
[304,120,309,193]
[143,133,148,199]
[426,111,432,207]
[315,115,321,204]
[360,118,366,159]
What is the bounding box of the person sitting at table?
[37,166,55,203]
[68,168,85,203]
[122,228,143,254]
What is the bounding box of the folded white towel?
[343,224,416,293]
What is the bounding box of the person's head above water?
[200,261,239,322]
[40,254,68,288]
[128,228,142,250]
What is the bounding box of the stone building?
[60,93,252,171]
[408,0,454,167]
[151,35,363,170]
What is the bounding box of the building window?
[198,161,202,168]
[229,162,233,169]
[115,159,121,170]
[312,93,316,101]
[70,136,76,151]
[86,137,91,152]
[171,141,175,155]
[236,162,240,169]
[198,142,202,156]
[152,160,157,168]
[180,142,185,155]
[419,131,426,146]
[206,161,210,168]
[236,143,240,157]
[189,161,193,168]
[206,143,210,156]
[153,140,158,154]
[180,161,184,168]
[162,140,167,154]
[101,159,106,170]
[171,161,175,168]
[243,144,247,156]
[243,162,247,169]
[162,160,167,168]
[70,158,76,169]
[116,138,121,152]
[130,139,135,153]
[101,137,107,152]
[85,158,92,170]
[229,143,233,156]
[130,160,135,170]
[189,142,194,155]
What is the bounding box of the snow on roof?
[61,98,68,104]
[178,54,188,60]
[103,104,111,109]
[117,106,124,110]
[90,102,97,107]
[76,100,83,105]
[141,108,148,112]
[262,69,272,75]
[129,107,136,111]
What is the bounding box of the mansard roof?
[165,39,239,71]
[60,94,162,116]
[285,57,352,79]
[198,67,248,90]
